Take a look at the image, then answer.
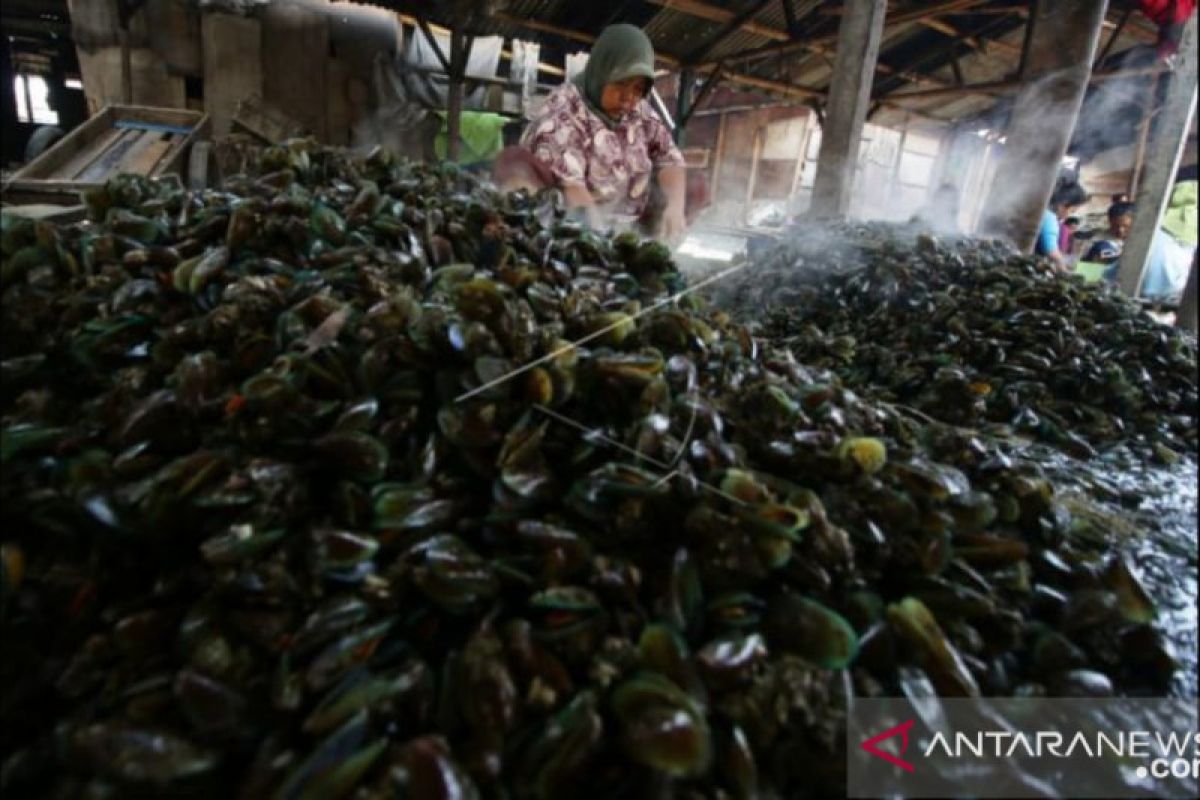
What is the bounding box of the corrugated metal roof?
[345,0,1164,127]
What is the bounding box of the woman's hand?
[562,182,602,229]
[658,204,687,245]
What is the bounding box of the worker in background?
[1084,200,1135,265]
[1060,215,1081,259]
[1035,181,1090,271]
[1087,183,1195,302]
[492,24,688,245]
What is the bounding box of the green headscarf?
[572,24,656,129]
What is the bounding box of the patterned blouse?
[521,82,685,221]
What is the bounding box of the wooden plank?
[77,129,143,183]
[59,128,127,179]
[158,115,210,179]
[111,104,205,127]
[261,3,329,142]
[0,204,87,223]
[202,13,262,137]
[10,107,115,180]
[76,47,186,111]
[117,132,174,175]
[327,58,351,147]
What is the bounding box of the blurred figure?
[1036,181,1090,271]
[1138,0,1197,62]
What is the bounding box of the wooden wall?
[679,100,952,228]
[68,0,368,146]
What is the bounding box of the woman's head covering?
[573,24,656,128]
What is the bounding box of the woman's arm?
[657,165,687,244]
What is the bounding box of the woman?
[494,24,688,243]
[1085,201,1135,265]
[1035,182,1089,271]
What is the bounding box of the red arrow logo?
[860,719,916,772]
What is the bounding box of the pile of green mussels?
[709,222,1197,461]
[0,144,1184,799]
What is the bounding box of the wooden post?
[1177,253,1198,332]
[789,115,815,200]
[675,68,694,146]
[744,125,764,224]
[1128,87,1157,196]
[889,112,911,204]
[710,110,727,200]
[21,74,34,122]
[978,0,1107,251]
[510,39,540,118]
[445,30,474,163]
[1117,13,1198,297]
[808,0,887,219]
[119,26,133,104]
[202,13,262,138]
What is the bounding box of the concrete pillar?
[1117,13,1198,298]
[1177,253,1198,333]
[979,0,1108,251]
[808,0,887,219]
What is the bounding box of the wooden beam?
[491,10,823,100]
[810,0,888,219]
[1117,13,1198,297]
[1016,0,1038,79]
[918,18,1023,56]
[781,0,802,38]
[886,66,1163,102]
[978,0,1109,252]
[708,0,990,68]
[1093,6,1132,68]
[490,8,947,122]
[683,64,724,127]
[819,2,1023,55]
[683,0,772,65]
[398,12,564,76]
[1128,81,1159,196]
[646,0,952,90]
[413,13,452,74]
[647,0,787,41]
[675,68,694,145]
[446,30,473,162]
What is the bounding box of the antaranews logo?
[859,719,916,773]
[848,698,1200,799]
